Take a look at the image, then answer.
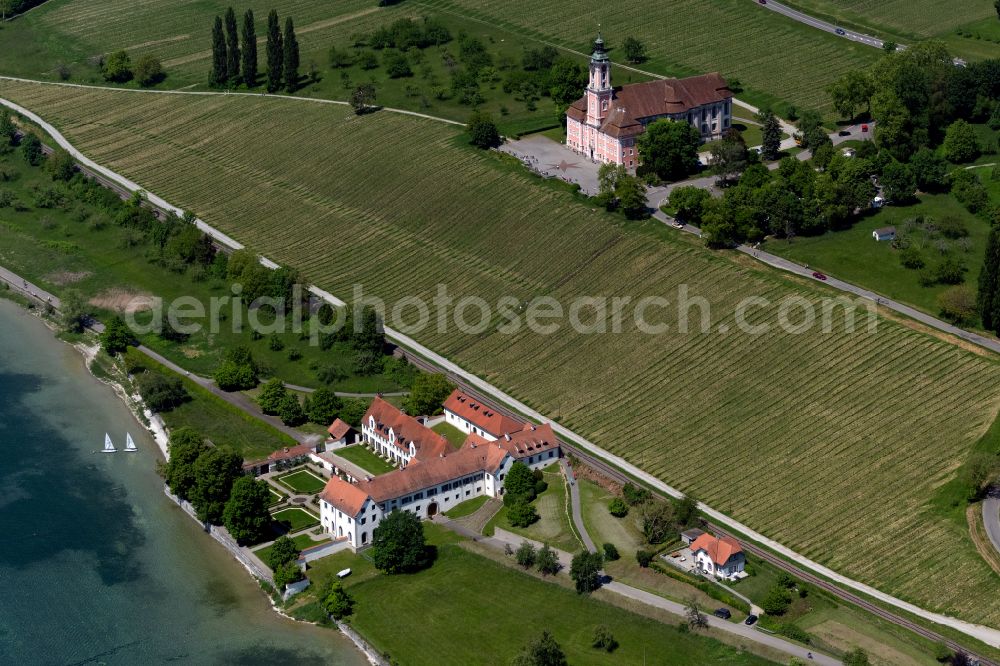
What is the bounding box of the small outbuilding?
[873,226,896,241]
[680,528,706,545]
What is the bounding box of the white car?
[672,221,684,229]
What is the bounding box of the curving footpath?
[986,490,1000,560]
[5,95,1000,651]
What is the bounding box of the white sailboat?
[124,432,137,452]
[102,433,116,453]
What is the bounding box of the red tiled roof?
[690,533,743,567]
[497,423,559,459]
[327,418,352,439]
[320,474,370,517]
[264,443,313,462]
[443,390,523,438]
[568,73,732,138]
[359,438,509,503]
[364,396,449,461]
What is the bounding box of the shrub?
[515,540,536,568]
[934,256,966,285]
[622,482,651,506]
[602,543,620,561]
[507,498,539,527]
[636,549,654,567]
[777,623,811,643]
[102,50,133,83]
[591,625,618,652]
[898,245,925,270]
[938,286,977,325]
[761,584,792,615]
[608,497,629,517]
[135,372,189,412]
[134,54,164,87]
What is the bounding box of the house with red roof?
[690,533,746,580]
[360,396,450,467]
[566,33,733,168]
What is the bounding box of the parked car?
[757,0,767,4]
[714,608,732,620]
[745,614,759,626]
[672,220,684,229]
[835,27,846,35]
[838,129,851,136]
[861,123,869,133]
[812,271,828,281]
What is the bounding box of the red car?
[861,124,869,133]
[812,271,828,281]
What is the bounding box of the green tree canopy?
[943,119,979,163]
[103,50,133,83]
[283,16,299,92]
[503,461,537,502]
[621,37,647,64]
[506,498,540,527]
[569,551,603,594]
[308,387,342,424]
[209,16,227,87]
[100,315,134,355]
[60,289,89,333]
[636,119,701,182]
[257,377,287,414]
[405,373,454,416]
[758,109,782,161]
[277,392,306,426]
[21,134,42,166]
[135,371,189,412]
[321,579,355,619]
[267,534,301,570]
[223,475,272,544]
[265,9,283,93]
[241,9,258,87]
[536,544,560,575]
[224,7,241,84]
[515,540,536,568]
[371,510,428,573]
[163,428,208,500]
[189,447,244,524]
[979,227,1000,334]
[510,631,567,666]
[880,160,916,203]
[214,345,258,390]
[467,110,501,149]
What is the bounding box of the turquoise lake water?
[0,299,365,665]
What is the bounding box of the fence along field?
[2,80,999,627]
[774,0,993,40]
[415,0,877,113]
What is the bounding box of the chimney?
[504,433,511,441]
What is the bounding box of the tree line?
[209,7,299,93]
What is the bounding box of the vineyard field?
[0,0,877,116]
[779,0,994,41]
[2,80,998,626]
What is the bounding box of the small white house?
[873,226,895,241]
[690,533,746,580]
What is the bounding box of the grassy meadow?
[297,524,779,666]
[2,81,999,626]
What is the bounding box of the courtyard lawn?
[254,532,323,567]
[765,193,992,322]
[443,495,489,519]
[299,524,776,666]
[268,487,285,506]
[485,466,581,553]
[271,506,321,533]
[276,468,328,495]
[335,445,397,476]
[430,421,467,449]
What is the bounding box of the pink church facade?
[566,35,734,169]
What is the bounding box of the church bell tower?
[586,32,612,125]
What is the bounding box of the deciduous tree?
[163,428,208,500]
[622,37,647,64]
[880,160,916,203]
[134,54,164,87]
[685,597,708,630]
[536,544,560,574]
[467,109,501,148]
[506,498,540,527]
[515,540,536,568]
[60,289,89,332]
[267,534,301,570]
[257,377,287,414]
[350,83,376,114]
[223,475,272,544]
[943,119,979,163]
[405,373,454,416]
[511,631,567,666]
[190,447,244,523]
[277,392,306,426]
[321,579,355,619]
[569,551,603,594]
[371,510,428,573]
[637,119,701,182]
[100,315,134,355]
[103,50,133,83]
[308,387,342,424]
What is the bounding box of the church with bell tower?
[566,33,734,169]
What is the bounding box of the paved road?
[757,0,888,49]
[986,489,1000,560]
[8,93,1000,650]
[559,459,596,553]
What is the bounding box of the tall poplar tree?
[241,9,258,88]
[283,16,300,93]
[265,9,283,93]
[224,7,240,84]
[209,16,228,87]
[978,227,1000,333]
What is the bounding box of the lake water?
[0,299,365,665]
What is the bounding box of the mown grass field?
[2,81,999,626]
[0,0,876,118]
[299,524,778,666]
